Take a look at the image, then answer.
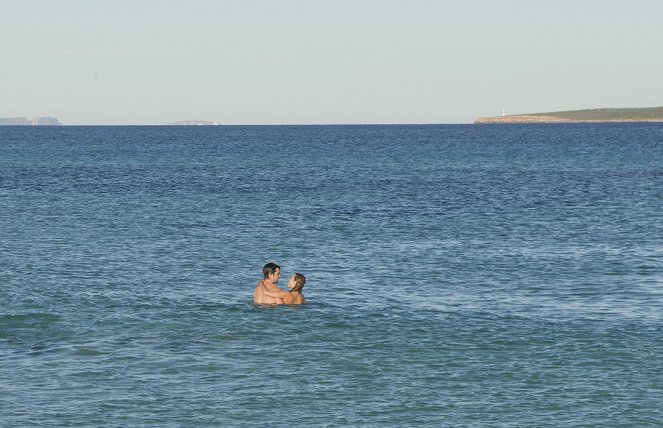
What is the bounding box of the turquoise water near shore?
[1,124,662,426]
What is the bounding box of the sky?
[2,0,663,125]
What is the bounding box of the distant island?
[475,107,663,124]
[169,120,220,126]
[0,117,61,126]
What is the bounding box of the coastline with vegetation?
[475,107,663,124]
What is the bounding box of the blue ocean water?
[1,124,662,427]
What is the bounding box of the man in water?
[253,262,284,304]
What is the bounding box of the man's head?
[263,262,281,283]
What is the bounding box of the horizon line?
[18,122,473,127]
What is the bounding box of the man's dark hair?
[263,262,281,279]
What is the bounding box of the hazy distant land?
[0,117,61,126]
[169,120,220,126]
[5,108,663,126]
[475,107,663,124]
[0,117,225,126]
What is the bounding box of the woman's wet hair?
[292,273,306,293]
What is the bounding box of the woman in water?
[263,273,306,305]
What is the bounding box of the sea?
[1,124,662,427]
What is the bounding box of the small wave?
[0,313,61,326]
[70,347,106,357]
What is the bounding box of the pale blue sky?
[2,0,662,124]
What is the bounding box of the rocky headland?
[475,107,663,124]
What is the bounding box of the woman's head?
[288,273,306,293]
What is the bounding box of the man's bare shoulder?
[254,280,270,303]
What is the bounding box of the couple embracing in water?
[253,262,306,305]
